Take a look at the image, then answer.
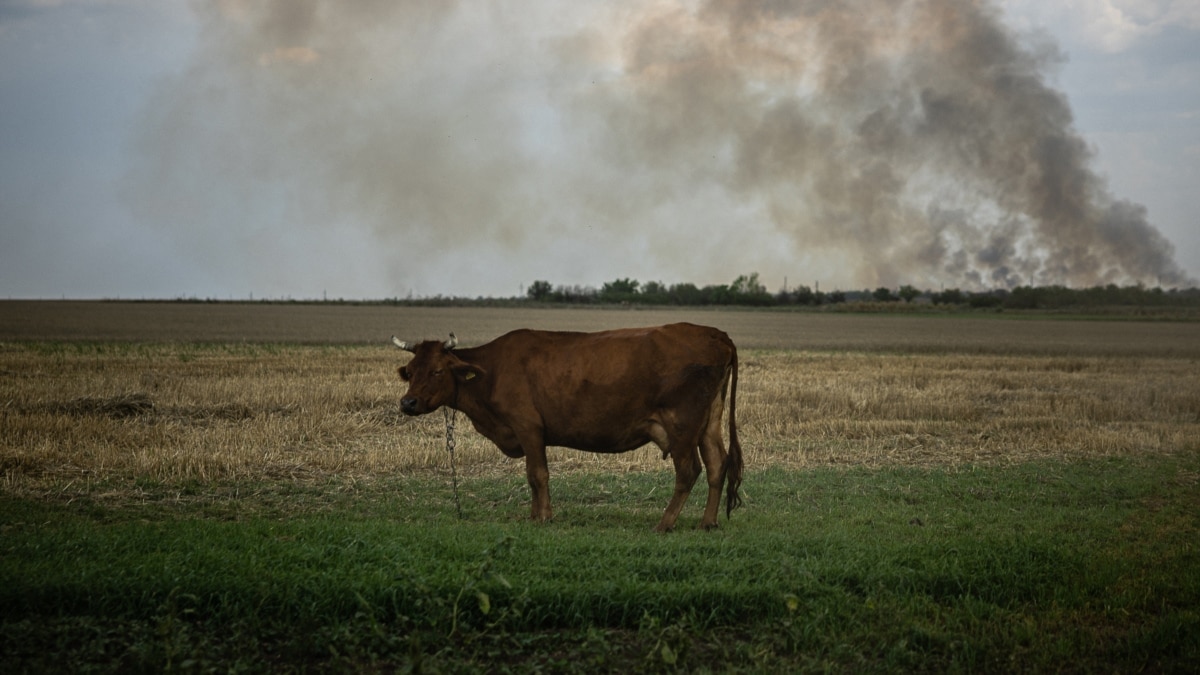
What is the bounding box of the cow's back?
[470,323,734,452]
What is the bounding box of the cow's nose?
[400,398,419,415]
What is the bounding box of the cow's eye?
[433,369,444,377]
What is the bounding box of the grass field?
[2,303,1199,671]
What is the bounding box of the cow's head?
[392,333,484,416]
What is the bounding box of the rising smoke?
[127,0,1193,295]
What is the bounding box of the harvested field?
[3,314,1197,490]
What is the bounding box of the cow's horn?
[444,332,458,350]
[391,336,414,352]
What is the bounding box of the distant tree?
[602,278,639,295]
[792,285,816,305]
[873,287,897,302]
[968,292,1003,309]
[552,284,597,304]
[705,283,735,305]
[669,282,704,305]
[600,278,640,303]
[730,273,766,296]
[898,285,921,303]
[932,288,965,305]
[828,290,846,304]
[1004,286,1041,309]
[527,280,553,302]
[639,280,668,304]
[729,273,774,306]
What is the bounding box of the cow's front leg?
[521,437,553,522]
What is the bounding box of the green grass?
[3,456,1199,673]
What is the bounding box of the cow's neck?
[447,384,489,424]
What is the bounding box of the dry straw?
[3,342,1198,494]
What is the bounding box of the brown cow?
[392,323,743,531]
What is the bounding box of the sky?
[1,0,1197,300]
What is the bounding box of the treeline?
[970,284,1200,310]
[524,275,1200,310]
[120,275,1199,311]
[525,274,783,306]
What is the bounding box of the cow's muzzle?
[400,398,421,416]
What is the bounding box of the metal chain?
[443,406,463,520]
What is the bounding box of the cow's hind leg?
[655,433,703,533]
[697,425,728,530]
[697,385,730,530]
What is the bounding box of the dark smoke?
[127,0,1193,295]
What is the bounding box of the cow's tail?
[724,341,744,519]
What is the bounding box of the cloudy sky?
[1,0,1197,300]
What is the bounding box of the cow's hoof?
[699,521,719,531]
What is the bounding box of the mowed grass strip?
[2,458,1198,672]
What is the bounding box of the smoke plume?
[127,0,1193,295]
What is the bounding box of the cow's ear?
[398,365,411,381]
[452,364,485,383]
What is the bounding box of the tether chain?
[443,406,464,520]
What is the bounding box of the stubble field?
[2,302,1199,672]
[4,301,1198,483]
